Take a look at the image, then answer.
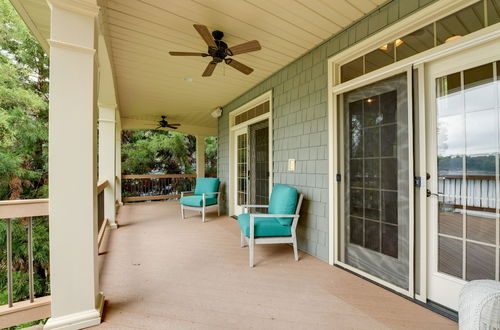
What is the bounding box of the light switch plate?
[288,159,296,171]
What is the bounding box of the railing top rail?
[440,175,496,180]
[0,199,49,219]
[122,174,197,179]
[97,180,109,194]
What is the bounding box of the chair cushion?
[194,178,220,195]
[268,184,298,225]
[237,213,292,238]
[180,195,217,207]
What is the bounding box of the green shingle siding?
[217,0,436,262]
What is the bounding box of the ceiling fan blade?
[167,125,178,129]
[202,61,217,77]
[227,40,261,56]
[193,24,217,48]
[225,58,253,75]
[169,123,181,126]
[169,51,208,56]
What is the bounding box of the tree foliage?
[121,130,217,176]
[0,0,50,322]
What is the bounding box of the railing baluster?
[7,218,13,307]
[28,217,34,303]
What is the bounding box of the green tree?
[0,1,50,326]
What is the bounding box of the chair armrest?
[180,191,194,198]
[241,204,269,214]
[249,214,300,239]
[241,204,269,208]
[203,192,220,196]
[249,214,299,218]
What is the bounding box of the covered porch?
[2,0,500,328]
[94,201,455,329]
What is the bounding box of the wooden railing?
[0,180,112,328]
[0,199,51,329]
[439,175,497,212]
[97,180,109,249]
[122,174,197,203]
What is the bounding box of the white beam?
[196,136,205,178]
[98,105,117,228]
[45,0,103,329]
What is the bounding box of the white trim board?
[228,90,273,216]
[327,0,500,301]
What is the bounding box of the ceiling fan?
[169,24,261,77]
[155,116,181,130]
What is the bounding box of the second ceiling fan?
[169,24,261,77]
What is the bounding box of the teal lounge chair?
[238,184,304,267]
[180,178,220,222]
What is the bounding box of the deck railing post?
[28,217,34,303]
[7,218,13,308]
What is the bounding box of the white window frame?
[228,90,273,216]
[327,0,500,301]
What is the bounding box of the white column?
[115,113,122,205]
[98,105,117,228]
[196,136,205,178]
[45,0,103,329]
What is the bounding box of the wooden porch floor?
[93,201,456,330]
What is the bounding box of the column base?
[44,292,104,330]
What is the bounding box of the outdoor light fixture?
[445,35,462,43]
[211,107,223,118]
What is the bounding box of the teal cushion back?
[268,184,298,225]
[194,178,219,195]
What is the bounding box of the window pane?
[487,0,500,25]
[436,1,485,45]
[341,57,363,83]
[439,236,463,278]
[466,243,496,280]
[365,46,394,74]
[464,63,495,112]
[396,24,435,61]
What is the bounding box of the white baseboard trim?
[44,292,105,330]
[108,222,118,229]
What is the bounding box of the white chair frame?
[240,194,304,267]
[180,191,221,222]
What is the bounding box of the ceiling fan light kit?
[169,24,261,77]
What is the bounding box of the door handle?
[426,189,443,198]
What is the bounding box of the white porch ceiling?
[11,0,387,135]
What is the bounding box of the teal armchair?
[180,178,220,222]
[237,184,304,267]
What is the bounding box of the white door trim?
[327,0,500,300]
[425,40,500,310]
[228,91,273,216]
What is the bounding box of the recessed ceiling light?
[183,77,193,82]
[445,35,462,43]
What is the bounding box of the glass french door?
[426,45,500,310]
[234,128,248,215]
[339,70,413,291]
[233,120,271,216]
[249,120,270,213]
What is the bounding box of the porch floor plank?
[93,201,456,330]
